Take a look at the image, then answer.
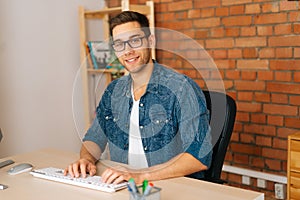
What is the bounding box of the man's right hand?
[64,158,97,178]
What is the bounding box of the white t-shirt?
[128,88,148,169]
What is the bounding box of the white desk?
[0,149,264,200]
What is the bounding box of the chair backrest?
[202,90,236,183]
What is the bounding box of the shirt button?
[140,103,144,107]
[156,120,160,124]
[140,126,144,129]
[144,146,147,151]
[105,116,109,120]
[113,118,117,122]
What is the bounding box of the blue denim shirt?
[83,61,212,178]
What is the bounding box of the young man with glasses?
[65,11,212,184]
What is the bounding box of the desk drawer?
[290,140,300,152]
[291,172,300,188]
[291,159,300,172]
[290,186,300,200]
[290,172,300,199]
[290,141,300,171]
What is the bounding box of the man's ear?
[148,34,156,48]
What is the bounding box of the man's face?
[112,21,152,73]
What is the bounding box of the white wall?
[0,0,105,157]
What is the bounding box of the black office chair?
[188,90,237,184]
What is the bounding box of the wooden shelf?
[84,7,122,19]
[84,3,152,19]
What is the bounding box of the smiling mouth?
[125,56,139,63]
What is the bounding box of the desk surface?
[0,148,264,200]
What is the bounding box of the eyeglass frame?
[111,35,150,52]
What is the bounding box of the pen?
[142,179,148,193]
[127,183,132,192]
[128,178,139,194]
[143,182,153,196]
[127,183,137,199]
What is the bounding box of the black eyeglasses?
[111,36,148,52]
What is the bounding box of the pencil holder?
[129,185,161,200]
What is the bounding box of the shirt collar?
[122,60,162,97]
[147,60,161,94]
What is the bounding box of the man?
[65,11,212,184]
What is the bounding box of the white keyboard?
[30,167,127,193]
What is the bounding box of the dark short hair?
[109,11,151,37]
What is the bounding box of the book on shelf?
[85,43,94,69]
[86,41,111,69]
[85,41,124,79]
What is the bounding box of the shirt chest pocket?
[144,109,178,151]
[102,109,127,135]
[150,111,170,125]
[148,109,174,136]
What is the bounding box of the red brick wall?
[107,0,300,198]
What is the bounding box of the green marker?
[142,179,148,193]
